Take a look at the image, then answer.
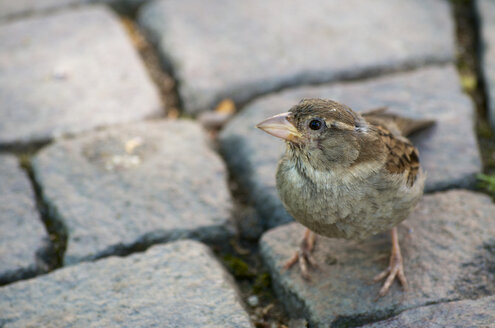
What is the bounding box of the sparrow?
[256,98,434,297]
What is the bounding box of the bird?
[256,98,434,297]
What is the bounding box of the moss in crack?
[477,173,495,199]
[223,254,256,279]
[216,238,289,327]
[252,272,272,295]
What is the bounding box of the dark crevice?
[210,155,291,327]
[0,2,99,23]
[114,7,183,119]
[452,0,495,174]
[17,151,68,274]
[0,141,50,155]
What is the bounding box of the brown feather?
[372,124,420,187]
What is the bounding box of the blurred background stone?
[477,0,495,131]
[0,5,162,147]
[139,0,454,114]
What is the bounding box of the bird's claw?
[283,229,317,280]
[373,227,408,298]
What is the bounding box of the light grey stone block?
[32,120,234,265]
[0,240,253,328]
[362,295,495,328]
[0,155,49,284]
[0,6,162,146]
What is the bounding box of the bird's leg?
[373,227,408,297]
[284,228,318,279]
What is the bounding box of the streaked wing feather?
[375,125,420,187]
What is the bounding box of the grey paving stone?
[31,120,234,265]
[0,155,50,284]
[138,0,455,114]
[477,0,495,131]
[0,240,253,328]
[220,66,481,230]
[0,155,49,284]
[0,6,162,147]
[260,190,495,328]
[362,295,495,328]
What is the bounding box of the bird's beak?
[256,112,301,142]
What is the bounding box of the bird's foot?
[283,228,318,280]
[373,227,408,298]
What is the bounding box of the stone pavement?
[138,0,454,114]
[0,0,494,327]
[31,120,234,265]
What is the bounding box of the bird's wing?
[375,125,421,187]
[362,108,435,137]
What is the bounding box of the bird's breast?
[276,157,424,240]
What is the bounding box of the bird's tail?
[362,107,435,137]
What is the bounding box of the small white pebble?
[247,295,259,307]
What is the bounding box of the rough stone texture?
[477,0,495,131]
[0,240,253,328]
[138,0,455,114]
[220,66,481,229]
[0,155,49,285]
[31,120,234,265]
[362,295,495,328]
[260,190,495,327]
[0,6,162,147]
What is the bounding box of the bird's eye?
[308,119,323,130]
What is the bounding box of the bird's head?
[256,99,376,170]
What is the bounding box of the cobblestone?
[31,120,234,265]
[0,240,253,328]
[0,155,50,284]
[0,5,162,147]
[362,295,495,328]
